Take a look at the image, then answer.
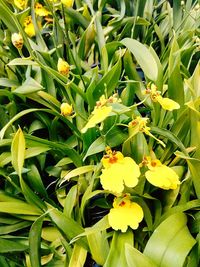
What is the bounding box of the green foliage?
[0,0,200,266]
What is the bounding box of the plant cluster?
[0,0,200,266]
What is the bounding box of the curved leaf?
[144,213,196,267]
[121,38,158,81]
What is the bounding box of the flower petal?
[122,157,141,187]
[157,96,180,111]
[100,165,125,194]
[108,199,143,232]
[81,106,112,133]
[100,157,140,194]
[145,165,180,190]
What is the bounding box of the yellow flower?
[129,117,165,147]
[61,0,74,7]
[108,196,143,232]
[57,58,70,76]
[81,106,112,133]
[14,0,27,9]
[144,157,180,190]
[24,16,35,37]
[100,148,140,194]
[144,83,180,111]
[35,3,51,16]
[60,103,73,116]
[129,116,150,135]
[156,96,180,111]
[11,32,23,49]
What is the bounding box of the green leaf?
[59,165,95,185]
[0,78,19,87]
[0,237,28,253]
[14,77,44,94]
[104,231,133,267]
[8,58,38,66]
[121,38,158,81]
[0,108,39,140]
[144,213,196,267]
[83,136,105,160]
[29,216,44,267]
[91,59,122,107]
[47,204,88,250]
[11,128,25,176]
[0,221,31,235]
[68,244,87,267]
[125,244,157,267]
[150,126,188,155]
[0,202,42,215]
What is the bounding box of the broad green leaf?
[83,136,105,160]
[168,36,184,106]
[0,78,19,87]
[0,202,42,215]
[125,244,157,267]
[64,185,78,218]
[41,227,62,242]
[0,221,31,235]
[144,213,196,267]
[91,59,122,107]
[29,216,44,267]
[0,108,39,140]
[14,77,44,94]
[68,244,87,267]
[8,58,38,66]
[11,128,25,176]
[47,204,88,250]
[121,38,158,81]
[59,165,95,185]
[87,230,109,265]
[104,231,133,267]
[25,147,50,159]
[0,237,28,253]
[150,126,188,155]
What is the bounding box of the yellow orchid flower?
[144,83,180,111]
[35,3,51,16]
[24,16,35,37]
[81,106,112,133]
[60,103,73,116]
[129,116,165,147]
[14,0,27,10]
[100,148,140,194]
[143,157,180,190]
[81,94,121,133]
[57,58,70,76]
[108,196,144,232]
[61,0,74,7]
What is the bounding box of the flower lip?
[108,195,144,232]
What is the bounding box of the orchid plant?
[0,0,200,266]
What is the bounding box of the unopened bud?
[60,103,73,116]
[57,58,70,76]
[11,32,23,49]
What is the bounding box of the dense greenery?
[0,0,200,266]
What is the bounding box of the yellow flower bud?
[11,32,23,49]
[57,58,70,76]
[60,103,73,116]
[61,0,74,8]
